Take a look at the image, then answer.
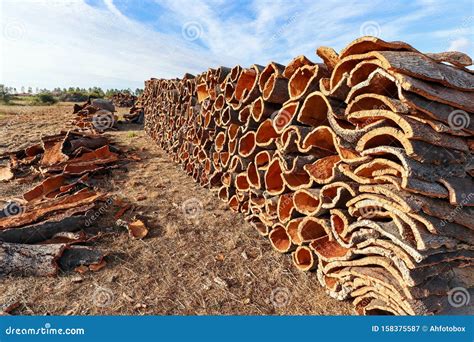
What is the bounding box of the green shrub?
[59,92,89,102]
[31,93,58,105]
[0,93,11,104]
[0,85,11,104]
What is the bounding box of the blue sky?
[1,0,473,90]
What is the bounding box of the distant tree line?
[1,84,143,103]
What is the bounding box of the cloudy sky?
[1,0,473,90]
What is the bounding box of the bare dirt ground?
[0,102,353,315]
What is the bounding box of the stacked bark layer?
[0,131,123,276]
[143,37,474,315]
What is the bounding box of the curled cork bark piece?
[358,184,474,230]
[346,66,474,117]
[320,72,351,101]
[297,216,331,243]
[302,125,365,164]
[316,46,340,71]
[288,64,330,101]
[438,177,474,206]
[277,125,312,154]
[259,63,290,104]
[278,154,314,191]
[272,101,301,134]
[251,97,280,122]
[356,127,467,165]
[339,36,419,60]
[283,55,314,79]
[400,76,474,114]
[0,189,104,230]
[425,51,473,68]
[269,223,294,253]
[348,109,469,151]
[286,218,305,245]
[346,93,410,114]
[345,68,398,104]
[264,158,286,195]
[304,155,344,184]
[293,188,324,216]
[400,90,474,132]
[259,62,285,92]
[320,182,358,209]
[378,51,474,91]
[255,119,279,148]
[235,64,264,107]
[332,51,474,92]
[292,245,317,271]
[300,125,338,155]
[298,91,336,127]
[361,146,467,181]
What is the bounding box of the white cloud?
[0,0,472,90]
[0,0,221,89]
[448,37,472,53]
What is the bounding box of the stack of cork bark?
[143,37,474,315]
[110,92,137,108]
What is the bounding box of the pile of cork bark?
[0,131,125,277]
[110,92,137,108]
[73,98,117,132]
[142,37,474,315]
